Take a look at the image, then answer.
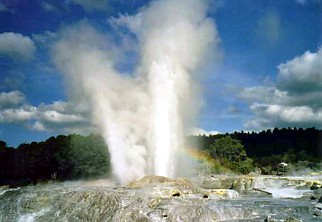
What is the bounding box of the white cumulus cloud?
[0,32,35,60]
[249,103,322,126]
[0,105,36,123]
[34,100,91,132]
[241,48,322,130]
[189,127,221,136]
[277,49,322,94]
[240,86,288,104]
[32,31,56,44]
[0,91,25,109]
[0,91,92,133]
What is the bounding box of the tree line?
[189,127,322,174]
[0,127,321,186]
[0,134,110,186]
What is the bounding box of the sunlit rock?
[285,217,304,222]
[210,189,239,198]
[128,175,197,190]
[310,181,322,190]
[195,175,255,192]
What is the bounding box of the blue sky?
[0,0,321,147]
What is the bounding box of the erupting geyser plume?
[53,0,219,184]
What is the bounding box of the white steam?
[52,0,219,184]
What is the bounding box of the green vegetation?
[188,149,232,175]
[189,127,322,175]
[55,134,110,179]
[207,136,254,174]
[0,134,110,186]
[0,127,321,186]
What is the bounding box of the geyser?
[53,0,219,184]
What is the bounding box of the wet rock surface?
[311,188,322,200]
[0,175,321,221]
[313,193,322,217]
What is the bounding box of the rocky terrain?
[0,175,321,221]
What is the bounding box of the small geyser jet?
[53,0,219,184]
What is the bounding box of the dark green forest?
[0,134,110,187]
[189,127,322,175]
[0,127,321,186]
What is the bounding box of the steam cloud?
[52,0,219,184]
